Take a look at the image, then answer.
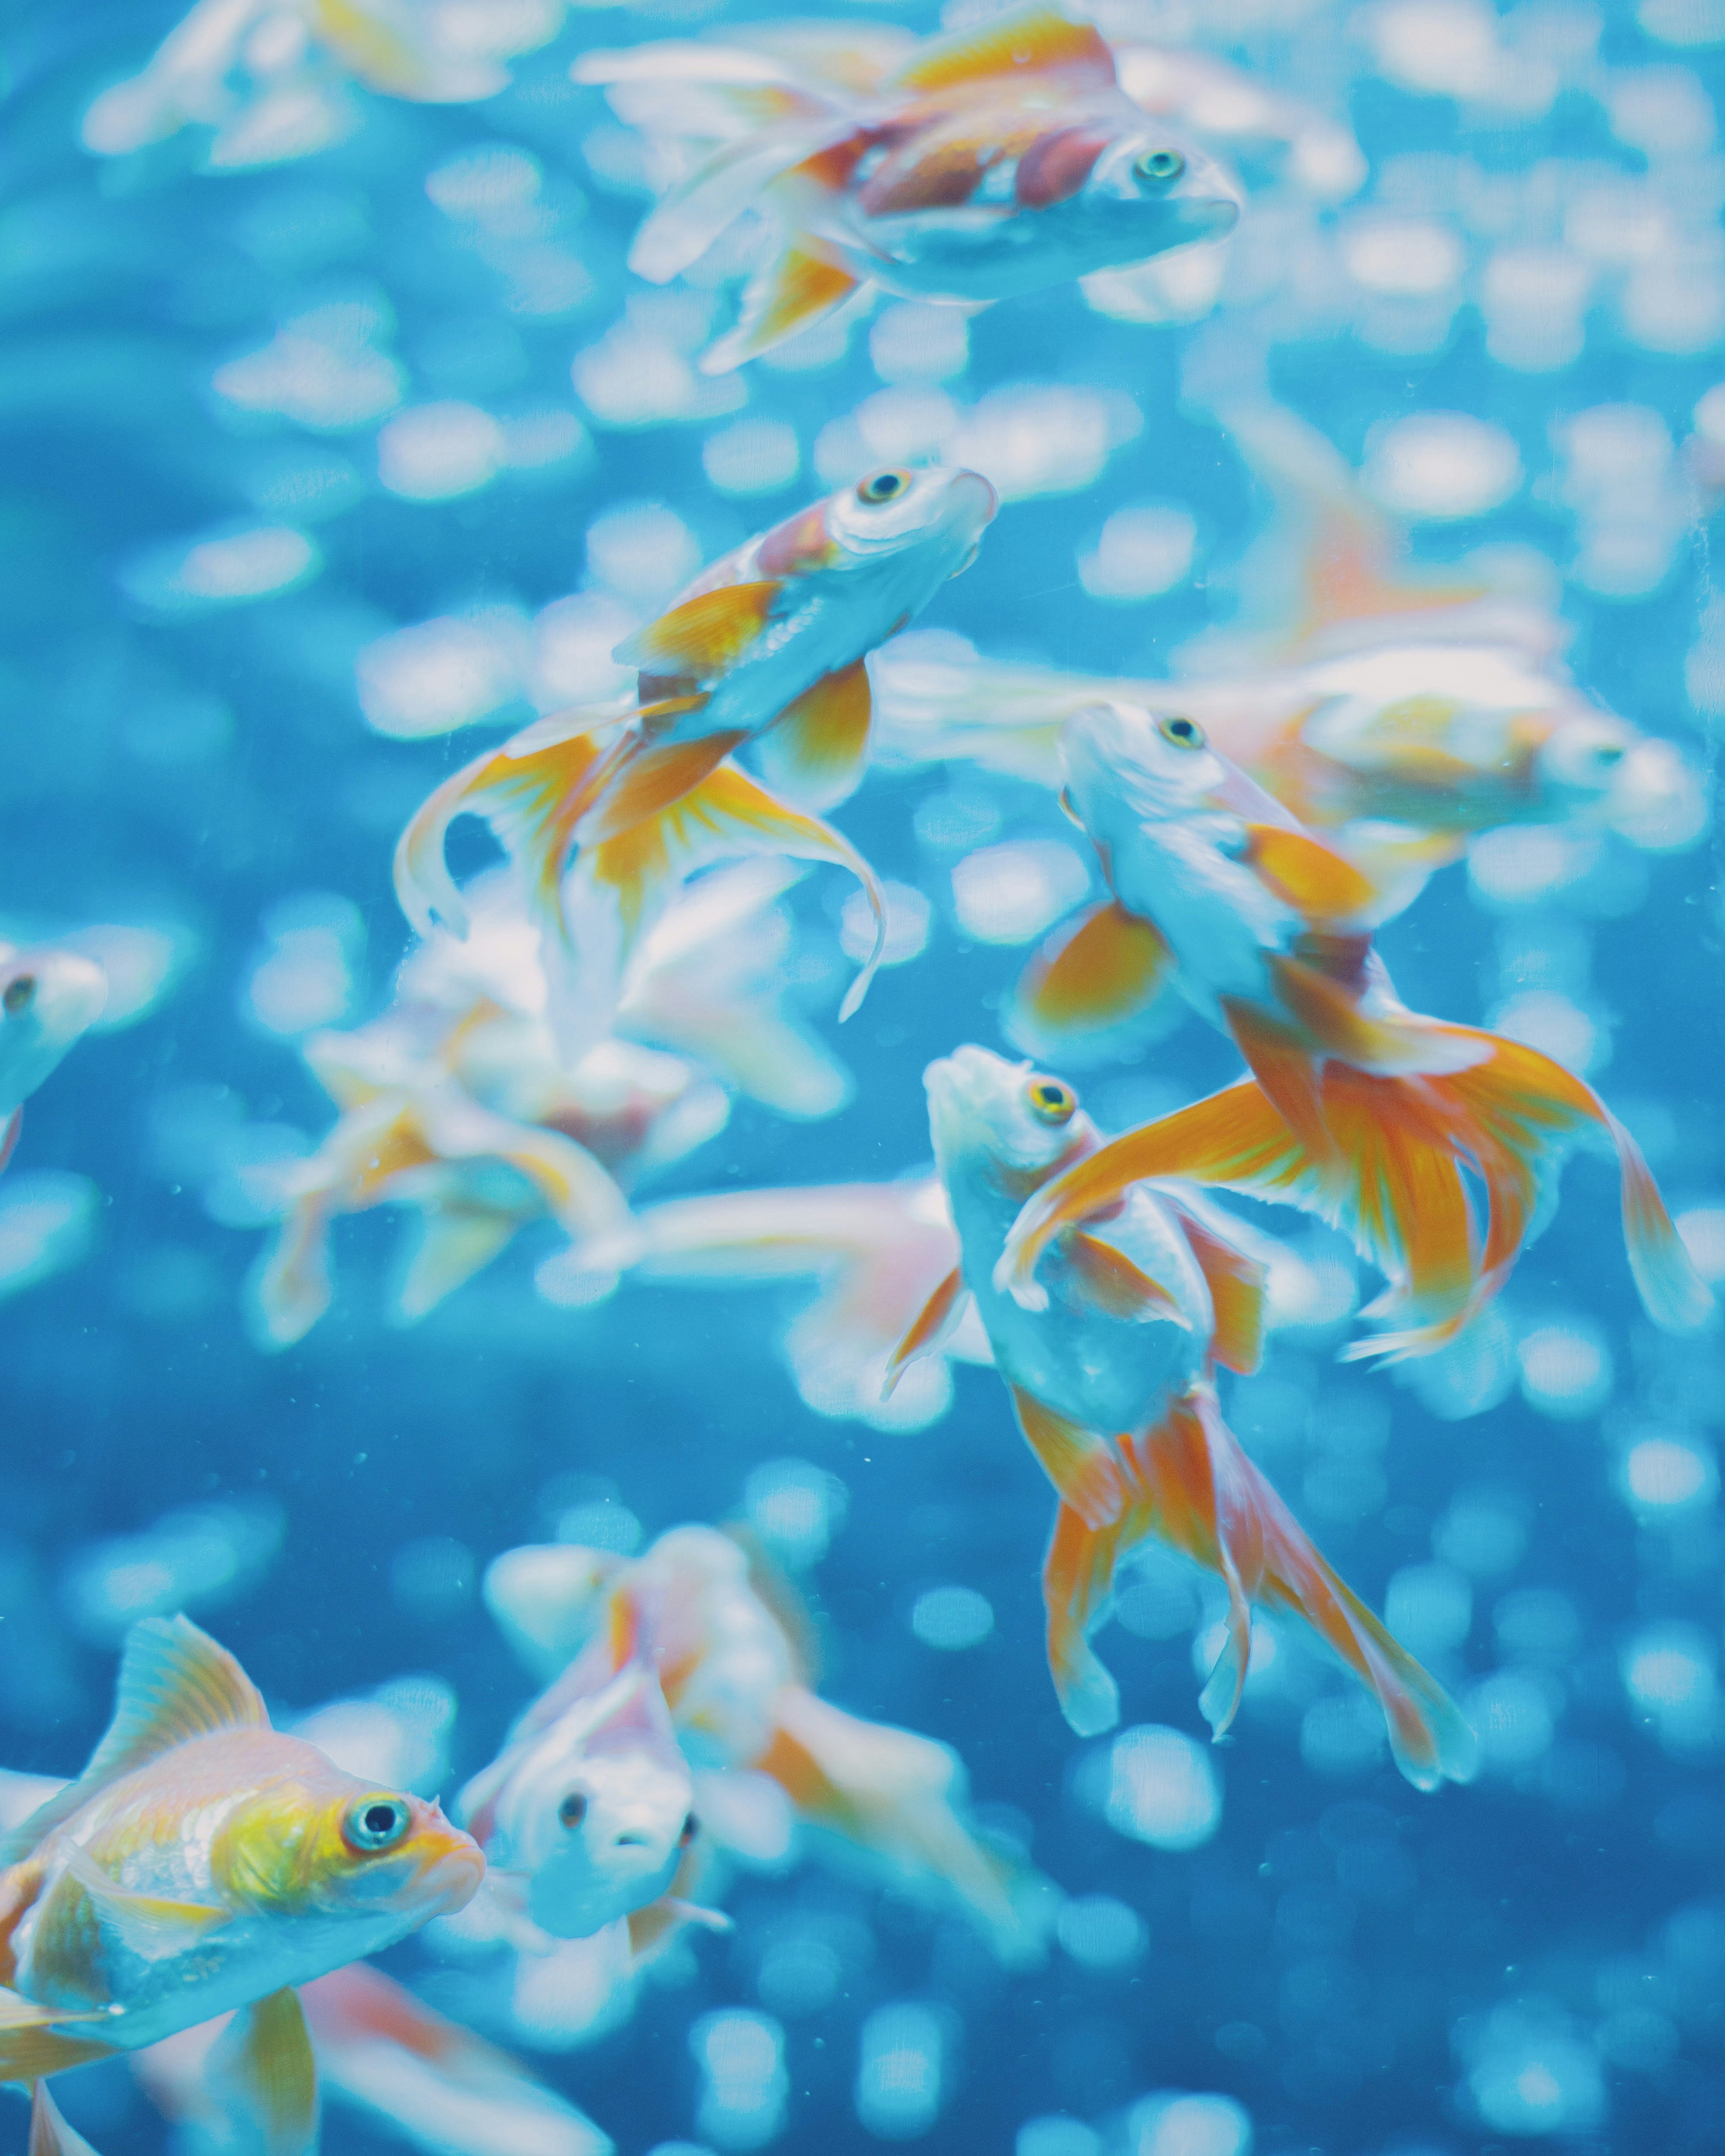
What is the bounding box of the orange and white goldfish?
[577,7,1238,371]
[902,1044,1473,1789]
[134,1961,611,2156]
[0,942,108,1174]
[482,1527,1044,1967]
[998,703,1712,1359]
[0,1616,482,2151]
[396,466,997,1047]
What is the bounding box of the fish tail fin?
[760,1688,1037,1963]
[621,114,848,285]
[1041,1501,1127,1738]
[1134,1392,1477,1788]
[250,1189,336,1348]
[702,241,862,373]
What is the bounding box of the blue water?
[4,2,1725,2152]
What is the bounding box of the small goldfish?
[998,704,1712,1357]
[460,1662,697,1941]
[396,466,997,1046]
[579,7,1238,370]
[0,942,108,1174]
[134,1960,612,2156]
[0,1616,482,2152]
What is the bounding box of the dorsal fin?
[0,1617,268,1864]
[891,6,1115,93]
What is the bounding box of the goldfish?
[396,465,998,1048]
[0,942,108,1174]
[0,1616,482,2152]
[996,703,1713,1359]
[134,1960,612,2156]
[576,7,1239,371]
[481,1527,1045,1967]
[459,1661,698,1941]
[898,1043,1473,1788]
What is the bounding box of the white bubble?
[1384,1562,1473,1659]
[243,893,362,1038]
[1516,1322,1613,1419]
[1623,1623,1716,1712]
[1361,0,1504,97]
[1018,2119,1101,2156]
[1468,826,1601,908]
[744,1459,848,1569]
[1466,2005,1606,2135]
[500,408,590,472]
[871,304,970,384]
[1079,505,1197,603]
[1299,1692,1386,1779]
[1362,412,1522,521]
[531,590,639,710]
[840,880,930,969]
[1609,64,1716,156]
[61,1498,285,1641]
[911,1586,994,1651]
[1619,1434,1717,1515]
[950,383,1141,502]
[573,325,703,429]
[951,839,1091,945]
[1640,0,1725,41]
[703,419,801,497]
[1106,1725,1222,1850]
[356,611,527,737]
[1487,990,1603,1074]
[376,402,506,502]
[856,2003,947,2140]
[692,2010,787,2151]
[0,1173,98,1300]
[295,1674,456,1793]
[586,502,703,608]
[1128,2091,1254,2156]
[1055,1894,1146,1971]
[1342,216,1465,295]
[757,1935,842,2017]
[121,525,319,614]
[426,144,544,224]
[1466,1670,1556,1769]
[1676,1205,1725,1282]
[66,924,183,1031]
[1481,246,1593,372]
[212,318,406,432]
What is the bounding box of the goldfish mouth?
[413,1833,487,1913]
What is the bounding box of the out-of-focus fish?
[134,1961,612,2156]
[577,6,1239,370]
[905,1044,1473,1788]
[0,941,107,1173]
[484,1526,1044,1966]
[998,704,1712,1359]
[81,0,559,167]
[396,467,998,1046]
[460,1659,697,1942]
[557,1174,991,1429]
[0,1616,482,2148]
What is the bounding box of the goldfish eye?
[345,1796,411,1853]
[2,976,35,1016]
[680,1811,699,1847]
[1158,713,1205,751]
[558,1791,589,1829]
[1026,1077,1076,1125]
[1135,148,1185,184]
[858,468,911,506]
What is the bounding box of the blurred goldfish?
[999,703,1712,1359]
[903,1044,1473,1788]
[133,1959,611,2156]
[0,1616,482,2150]
[397,467,997,1047]
[577,6,1238,371]
[0,942,108,1174]
[482,1526,1046,1968]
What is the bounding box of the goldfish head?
[1073,128,1240,256]
[476,1666,695,1939]
[925,1042,1089,1188]
[817,464,999,577]
[1061,700,1231,829]
[210,1741,483,1934]
[0,943,108,1115]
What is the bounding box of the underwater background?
[4,0,1725,2151]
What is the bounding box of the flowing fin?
[615,583,780,676]
[62,1848,230,1963]
[624,123,848,284]
[393,1207,523,1324]
[1013,901,1173,1040]
[576,733,748,846]
[205,1988,318,2156]
[0,1107,19,1174]
[1243,822,1377,921]
[1160,1194,1268,1375]
[702,247,863,374]
[30,2082,102,2156]
[414,1098,632,1243]
[752,659,873,810]
[1265,954,1490,1078]
[0,1988,116,2087]
[1221,997,1331,1160]
[890,6,1115,92]
[1066,1233,1191,1326]
[882,1266,969,1398]
[252,1188,337,1348]
[1040,1502,1127,1737]
[1,1617,268,1865]
[1010,1387,1125,1531]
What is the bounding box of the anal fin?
[1013,901,1173,1045]
[702,245,862,373]
[1010,1387,1125,1531]
[1066,1232,1190,1326]
[883,1266,969,1399]
[753,658,873,811]
[31,2082,101,2156]
[206,1987,318,2156]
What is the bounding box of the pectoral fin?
[30,2082,102,2156]
[207,1988,318,2156]
[1243,822,1377,922]
[1066,1233,1190,1326]
[1160,1195,1269,1376]
[754,659,873,810]
[1013,901,1173,1042]
[64,1849,230,1964]
[701,247,862,374]
[1010,1387,1125,1531]
[614,582,781,677]
[882,1267,969,1398]
[1265,953,1490,1078]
